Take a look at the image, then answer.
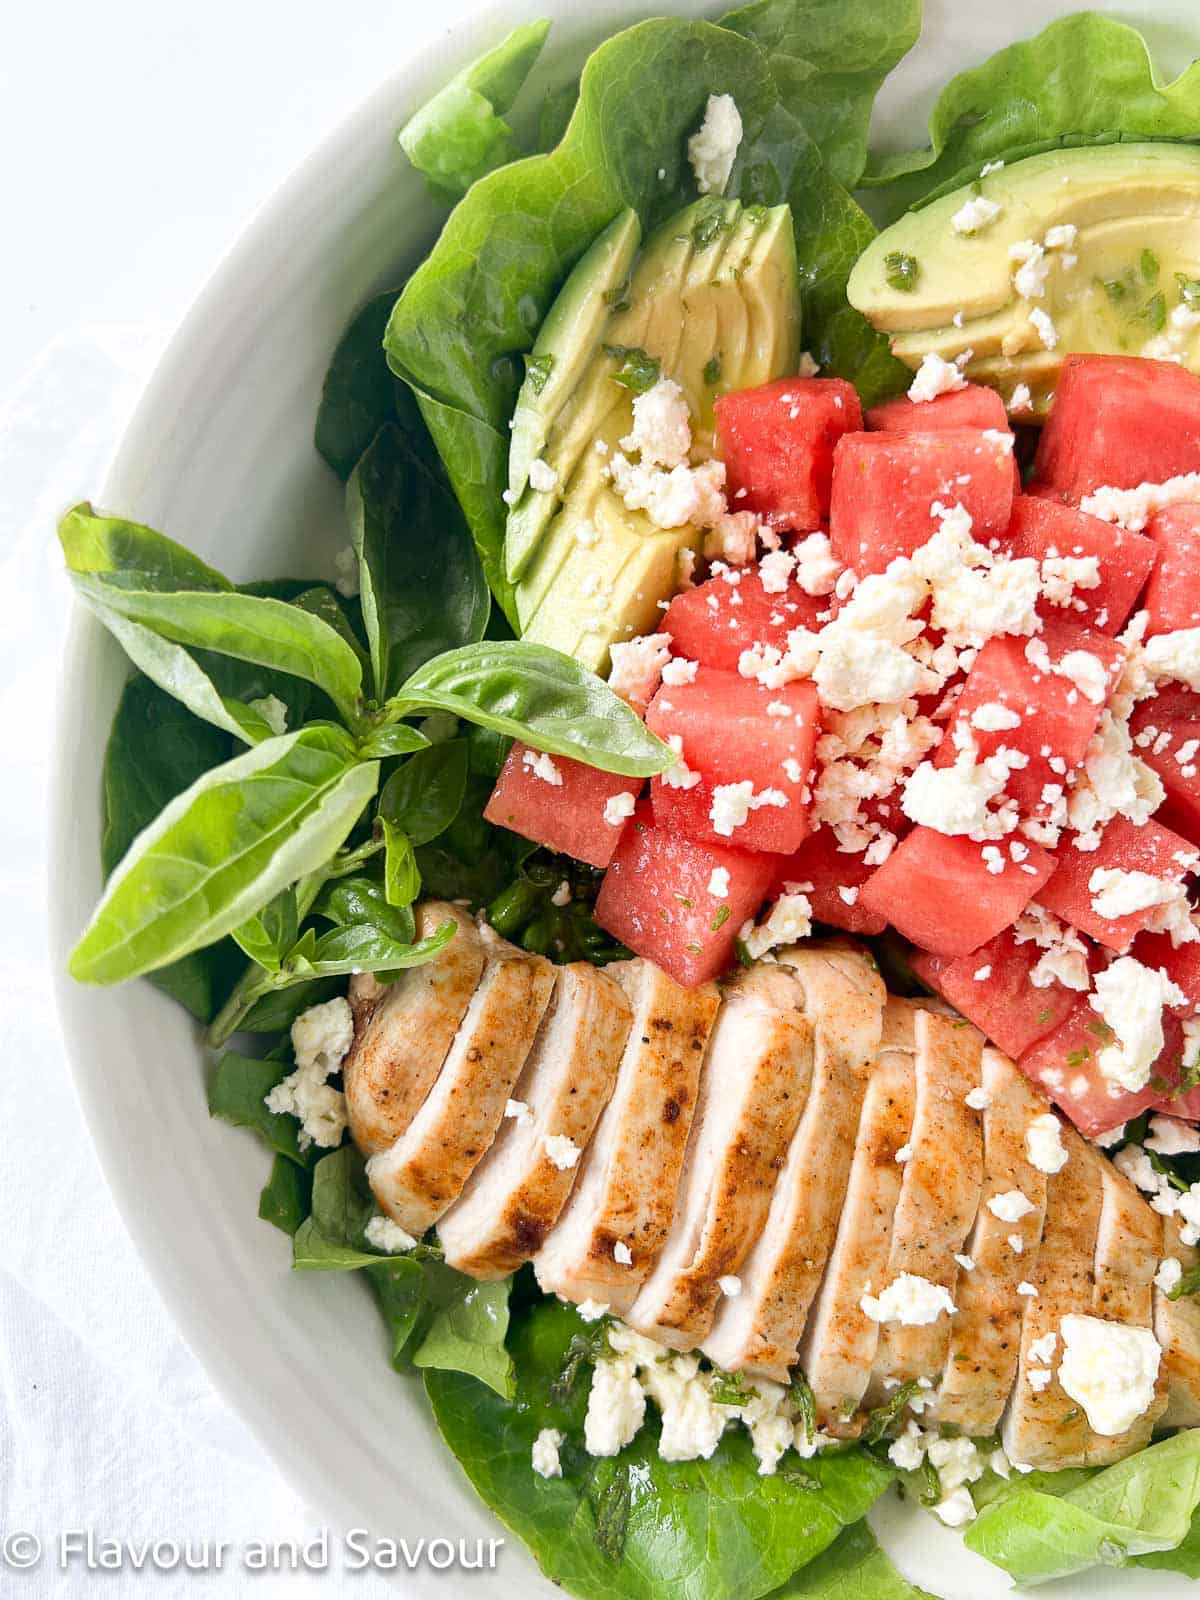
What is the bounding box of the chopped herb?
[1097,271,1135,304]
[589,1466,631,1562]
[1168,1263,1200,1301]
[734,938,753,969]
[685,941,703,956]
[1136,292,1167,332]
[603,278,632,312]
[884,251,920,293]
[703,354,722,386]
[1142,248,1161,284]
[1087,1019,1114,1042]
[1062,1407,1082,1425]
[777,1464,821,1492]
[1180,1051,1200,1093]
[917,1458,942,1507]
[711,904,731,932]
[1177,272,1200,308]
[603,344,661,393]
[1066,1048,1090,1067]
[789,1370,817,1442]
[691,200,732,249]
[863,1378,921,1444]
[708,1370,755,1406]
[550,1329,608,1407]
[1036,1008,1054,1026]
[524,353,555,396]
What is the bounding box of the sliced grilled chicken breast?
[344,902,485,1155]
[534,960,719,1313]
[800,997,918,1431]
[1002,1123,1107,1469]
[867,1007,985,1404]
[702,941,886,1378]
[366,927,555,1234]
[626,964,814,1349]
[933,1048,1049,1435]
[437,963,632,1279]
[1156,1232,1200,1428]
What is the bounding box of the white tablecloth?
[1,4,478,1591]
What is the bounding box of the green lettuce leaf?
[399,20,552,204]
[863,12,1200,217]
[386,14,903,624]
[965,1429,1200,1585]
[774,1519,934,1598]
[719,0,920,189]
[424,1295,894,1600]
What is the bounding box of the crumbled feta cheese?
[888,1421,926,1472]
[966,1087,992,1110]
[528,457,558,493]
[1056,1314,1161,1437]
[620,377,692,468]
[1029,306,1058,349]
[1025,1114,1069,1175]
[758,549,796,595]
[661,656,699,687]
[717,1275,742,1297]
[661,733,703,791]
[710,780,787,838]
[1009,382,1033,413]
[551,880,572,908]
[608,631,673,705]
[1041,554,1101,608]
[584,1354,646,1456]
[1008,1233,1025,1255]
[1009,240,1049,299]
[932,1485,978,1528]
[792,532,841,596]
[1030,1331,1058,1364]
[797,351,821,378]
[1027,1367,1053,1392]
[987,1189,1036,1223]
[1080,473,1200,532]
[860,1273,955,1326]
[1089,867,1180,921]
[708,867,730,899]
[365,1215,417,1254]
[955,1253,975,1272]
[1147,1115,1200,1157]
[739,893,813,960]
[971,702,1021,732]
[603,792,638,827]
[1017,1281,1039,1297]
[544,1133,581,1170]
[1090,956,1185,1092]
[951,195,1003,236]
[504,1097,534,1127]
[609,451,727,530]
[688,93,743,196]
[613,1241,633,1266]
[576,1299,610,1323]
[1144,627,1200,691]
[1156,1257,1184,1295]
[895,1143,914,1164]
[706,509,760,565]
[1044,223,1077,250]
[531,1427,564,1478]
[909,352,968,403]
[522,748,563,786]
[265,997,354,1151]
[1056,649,1109,704]
[900,749,1013,837]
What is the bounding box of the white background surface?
[2,3,478,1592]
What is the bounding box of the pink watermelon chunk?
[829,428,1016,576]
[484,743,640,870]
[715,377,862,531]
[662,569,827,672]
[1017,998,1182,1137]
[772,827,887,936]
[594,801,775,987]
[911,928,1077,1061]
[646,668,818,855]
[1143,504,1200,634]
[1038,814,1199,953]
[859,826,1054,958]
[1033,355,1200,501]
[1002,495,1157,636]
[866,383,1011,436]
[1130,686,1200,845]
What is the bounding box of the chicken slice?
[1084,1151,1168,1461]
[344,902,485,1155]
[1155,1230,1200,1428]
[1002,1123,1107,1470]
[534,960,719,1313]
[932,1048,1049,1435]
[436,963,632,1279]
[799,997,918,1432]
[702,941,885,1378]
[867,1006,985,1405]
[365,926,555,1235]
[626,964,814,1349]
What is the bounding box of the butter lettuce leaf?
[774,1519,934,1598]
[964,1430,1200,1585]
[424,1294,894,1600]
[863,12,1200,217]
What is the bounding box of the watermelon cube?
[1131,932,1200,1015]
[773,826,887,936]
[662,569,827,673]
[484,743,640,870]
[1143,504,1200,634]
[715,377,862,531]
[1130,686,1200,844]
[1002,495,1157,636]
[866,383,1010,436]
[646,668,818,855]
[829,429,1016,576]
[594,801,775,987]
[911,927,1077,1061]
[1017,998,1181,1137]
[934,619,1124,817]
[857,826,1055,957]
[1039,814,1199,952]
[1033,355,1200,502]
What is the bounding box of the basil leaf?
[356,724,431,760]
[312,875,415,942]
[378,740,470,847]
[70,726,378,986]
[315,289,404,480]
[258,1155,312,1236]
[383,821,421,908]
[59,502,231,592]
[230,886,299,971]
[70,574,365,727]
[283,918,453,980]
[347,424,489,700]
[390,642,672,777]
[207,1051,314,1168]
[235,977,345,1035]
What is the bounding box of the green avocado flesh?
[505,197,801,674]
[848,143,1200,418]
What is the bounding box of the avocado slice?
[847,143,1200,417]
[507,197,800,673]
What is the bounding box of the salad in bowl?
[57,3,1200,1595]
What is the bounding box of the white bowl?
[48,2,1200,1595]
